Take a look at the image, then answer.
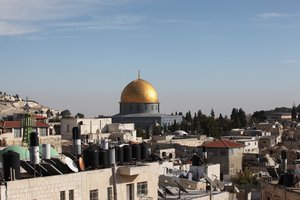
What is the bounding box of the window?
[67,125,70,133]
[151,105,154,110]
[60,191,65,200]
[39,128,47,136]
[107,187,113,200]
[144,105,147,110]
[220,149,226,155]
[126,184,134,200]
[137,181,148,196]
[90,189,98,200]
[14,128,21,138]
[69,190,74,200]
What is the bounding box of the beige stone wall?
[228,147,243,175]
[261,181,300,200]
[0,162,159,200]
[61,118,112,141]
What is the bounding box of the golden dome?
[121,78,159,103]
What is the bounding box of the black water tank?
[72,127,80,139]
[220,173,224,181]
[3,151,21,181]
[115,146,124,163]
[283,173,295,187]
[83,148,99,169]
[192,154,200,166]
[206,185,211,191]
[281,150,287,160]
[140,143,148,160]
[99,149,108,166]
[30,132,39,146]
[123,145,132,162]
[132,144,141,161]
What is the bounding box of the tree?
[75,113,84,118]
[231,108,246,128]
[61,109,71,118]
[252,110,267,123]
[292,105,297,120]
[231,108,240,128]
[231,169,259,185]
[210,109,215,118]
[238,108,247,128]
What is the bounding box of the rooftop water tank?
[123,145,132,163]
[3,151,21,181]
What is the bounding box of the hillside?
[0,93,59,117]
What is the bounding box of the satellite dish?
[61,155,78,172]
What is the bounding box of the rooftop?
[0,121,49,128]
[201,139,245,149]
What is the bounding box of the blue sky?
[0,0,300,117]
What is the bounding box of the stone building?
[0,120,61,153]
[112,75,182,130]
[261,181,300,200]
[0,162,160,200]
[60,118,138,143]
[200,139,244,177]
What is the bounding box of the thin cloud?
[53,15,144,31]
[253,12,300,21]
[255,12,283,20]
[0,0,141,36]
[0,0,129,21]
[0,21,38,36]
[157,19,191,24]
[281,59,299,64]
[156,19,212,26]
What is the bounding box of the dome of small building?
[121,78,158,103]
[0,145,59,160]
[173,130,188,136]
[0,145,30,160]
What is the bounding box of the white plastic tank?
[294,159,300,178]
[42,144,51,159]
[101,139,109,150]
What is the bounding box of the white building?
[235,139,259,154]
[221,136,259,154]
[61,118,137,142]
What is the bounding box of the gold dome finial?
[121,77,159,103]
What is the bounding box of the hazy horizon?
[1,0,299,117]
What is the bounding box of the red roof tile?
[0,121,49,128]
[32,115,47,120]
[201,139,245,149]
